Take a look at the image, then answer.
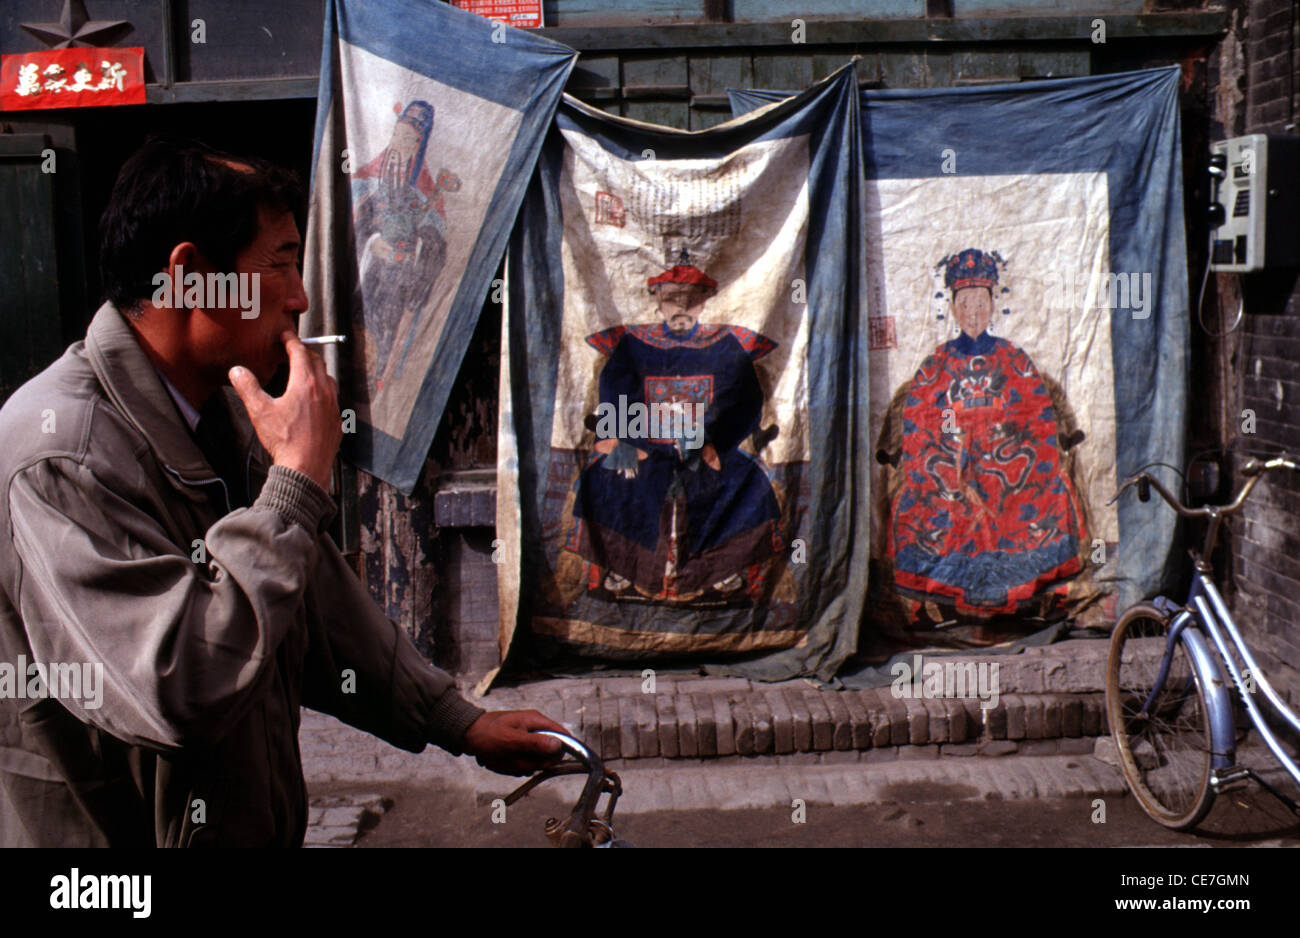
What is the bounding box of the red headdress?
[647,248,717,296]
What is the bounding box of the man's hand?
[462,709,567,776]
[229,331,342,491]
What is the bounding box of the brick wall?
[431,530,502,679]
[1219,0,1300,704]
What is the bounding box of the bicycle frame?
[1148,573,1300,791]
[1108,456,1300,824]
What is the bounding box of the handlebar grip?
[1137,478,1150,502]
[1244,455,1299,475]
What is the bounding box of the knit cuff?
[427,690,487,757]
[255,465,337,533]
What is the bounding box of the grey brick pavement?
[301,708,1133,821]
[301,638,1263,842]
[303,792,389,848]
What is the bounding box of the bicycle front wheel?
[1105,603,1216,831]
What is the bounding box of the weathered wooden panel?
[689,53,755,95]
[567,54,620,100]
[690,109,732,129]
[951,47,1021,83]
[179,0,323,82]
[688,53,751,128]
[542,0,709,27]
[856,53,885,86]
[356,469,441,656]
[954,0,1143,13]
[621,53,691,126]
[811,52,858,83]
[923,49,953,86]
[621,53,690,91]
[0,136,65,406]
[624,100,691,128]
[734,0,924,17]
[1017,48,1090,78]
[752,52,815,92]
[537,14,1228,51]
[880,49,929,88]
[548,0,932,25]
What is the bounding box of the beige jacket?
[0,303,484,846]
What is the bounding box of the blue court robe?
[568,321,782,597]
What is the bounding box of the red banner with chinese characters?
[1,47,145,111]
[450,0,543,30]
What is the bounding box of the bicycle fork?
[1144,601,1237,773]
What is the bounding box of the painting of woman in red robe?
[885,248,1088,622]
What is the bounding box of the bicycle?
[1105,455,1300,831]
[502,731,634,847]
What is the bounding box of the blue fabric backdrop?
[734,65,1189,619]
[304,0,576,493]
[494,66,869,683]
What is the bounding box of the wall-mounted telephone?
[1208,134,1299,272]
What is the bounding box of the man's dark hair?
[98,135,305,311]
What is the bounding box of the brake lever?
[501,731,630,847]
[502,762,590,807]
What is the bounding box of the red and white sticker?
[450,0,543,30]
[1,46,145,111]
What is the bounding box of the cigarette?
[300,335,347,346]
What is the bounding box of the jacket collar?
[84,302,260,499]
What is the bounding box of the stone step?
[485,646,1114,762]
[877,638,1112,695]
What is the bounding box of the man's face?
[952,286,993,338]
[382,121,420,190]
[190,204,307,388]
[657,284,709,335]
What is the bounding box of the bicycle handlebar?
[534,730,597,766]
[1107,455,1299,517]
[502,731,626,847]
